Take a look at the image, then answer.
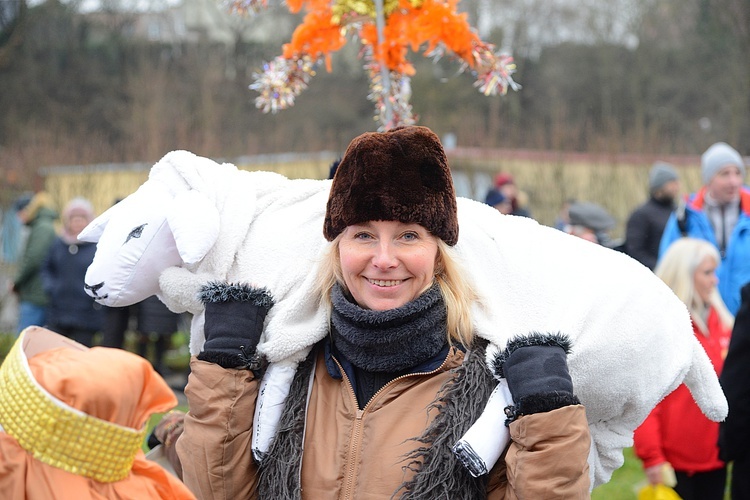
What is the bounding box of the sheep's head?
[79,182,220,307]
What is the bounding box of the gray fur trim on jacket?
[491,332,572,379]
[199,281,274,308]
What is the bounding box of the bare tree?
[708,0,750,147]
[0,0,26,68]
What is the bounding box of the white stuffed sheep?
[80,150,727,487]
[81,150,332,360]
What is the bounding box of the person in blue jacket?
[659,142,749,314]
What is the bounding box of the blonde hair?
[315,235,479,346]
[655,238,734,334]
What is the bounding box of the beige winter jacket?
[177,346,591,499]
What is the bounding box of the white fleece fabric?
[81,150,728,488]
[81,150,331,361]
[455,199,726,485]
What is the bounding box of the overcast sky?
[28,0,183,13]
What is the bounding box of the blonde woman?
[174,126,591,499]
[634,237,734,500]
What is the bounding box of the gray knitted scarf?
[330,282,447,372]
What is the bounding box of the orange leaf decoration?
[249,0,518,128]
[286,0,331,14]
[282,9,347,71]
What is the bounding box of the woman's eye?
[354,232,373,240]
[125,224,148,244]
[401,232,418,241]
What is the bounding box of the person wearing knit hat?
[59,197,96,244]
[566,201,618,246]
[174,125,591,499]
[12,192,58,335]
[625,162,681,270]
[484,187,512,214]
[649,162,680,196]
[40,197,104,347]
[492,172,532,217]
[660,141,750,314]
[702,142,746,185]
[0,326,195,499]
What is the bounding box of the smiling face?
[694,254,719,305]
[338,220,439,311]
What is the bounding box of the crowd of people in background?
[5,193,182,378]
[41,197,102,347]
[0,134,747,499]
[484,140,748,498]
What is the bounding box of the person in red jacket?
[634,237,734,500]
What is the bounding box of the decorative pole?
[241,0,519,129]
[373,0,393,128]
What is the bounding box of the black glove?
[197,282,274,370]
[493,333,580,425]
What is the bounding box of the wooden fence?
[39,151,339,217]
[38,148,710,239]
[447,148,706,238]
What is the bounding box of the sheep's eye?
[125,224,147,244]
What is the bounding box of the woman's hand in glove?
[492,333,580,424]
[197,281,274,371]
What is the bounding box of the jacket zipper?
[342,408,364,499]
[333,350,455,499]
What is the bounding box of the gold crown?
[0,331,147,483]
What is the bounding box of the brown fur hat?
[324,126,458,245]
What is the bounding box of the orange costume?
[0,326,195,499]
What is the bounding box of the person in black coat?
[719,282,750,499]
[40,198,103,346]
[625,162,680,270]
[101,297,180,375]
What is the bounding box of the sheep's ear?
[167,190,220,264]
[78,203,121,242]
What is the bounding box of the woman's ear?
[433,246,446,277]
[435,257,444,275]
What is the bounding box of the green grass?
[592,447,646,499]
[0,333,14,363]
[145,406,188,452]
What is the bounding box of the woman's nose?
[372,241,398,268]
